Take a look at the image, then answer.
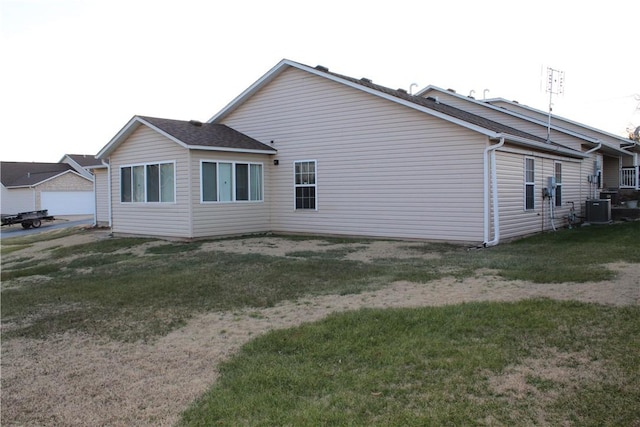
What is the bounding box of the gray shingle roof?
[318,67,552,144]
[1,162,75,187]
[66,154,102,167]
[139,116,276,152]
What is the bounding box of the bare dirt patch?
[2,235,639,426]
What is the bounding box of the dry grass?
[1,230,639,426]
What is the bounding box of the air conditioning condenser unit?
[585,199,611,224]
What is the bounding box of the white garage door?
[41,191,95,215]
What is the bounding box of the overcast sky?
[2,0,639,162]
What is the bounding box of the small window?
[525,158,535,210]
[120,162,174,203]
[294,160,317,210]
[554,162,562,207]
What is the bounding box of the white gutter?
[483,137,505,247]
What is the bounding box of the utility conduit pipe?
[483,136,505,247]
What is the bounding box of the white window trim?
[524,157,535,211]
[200,159,264,204]
[119,160,176,204]
[554,161,562,207]
[293,159,318,211]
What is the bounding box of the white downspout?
[483,137,505,247]
[107,163,112,228]
[92,171,97,227]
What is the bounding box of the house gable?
[209,59,586,160]
[97,116,275,159]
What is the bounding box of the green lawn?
[1,222,639,425]
[179,300,639,426]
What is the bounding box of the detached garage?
[1,162,94,216]
[41,191,94,215]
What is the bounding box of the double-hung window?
[121,162,175,203]
[201,161,263,202]
[554,162,562,207]
[294,160,316,210]
[524,157,535,210]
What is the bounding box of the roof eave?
[97,116,190,159]
[96,116,142,159]
[187,145,277,155]
[500,133,588,159]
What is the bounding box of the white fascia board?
[96,116,143,158]
[188,146,277,155]
[97,116,190,159]
[208,59,499,138]
[136,117,190,149]
[208,58,294,123]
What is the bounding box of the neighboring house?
[416,86,638,199]
[95,59,637,244]
[482,97,639,193]
[60,154,104,180]
[1,160,95,216]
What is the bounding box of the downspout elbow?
[585,143,602,154]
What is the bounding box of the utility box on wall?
[585,199,611,224]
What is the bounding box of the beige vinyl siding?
[223,67,486,242]
[495,148,583,240]
[190,150,271,238]
[93,168,110,226]
[109,126,190,238]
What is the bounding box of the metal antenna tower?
[545,67,565,142]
